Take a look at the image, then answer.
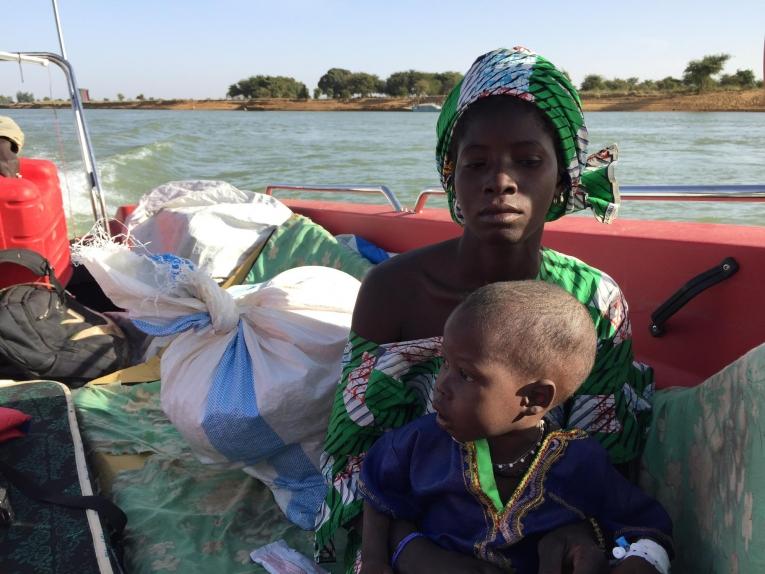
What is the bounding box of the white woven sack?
[75,242,359,528]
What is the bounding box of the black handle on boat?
[649,257,739,337]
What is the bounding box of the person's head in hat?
[0,116,25,178]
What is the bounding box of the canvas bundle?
[74,242,360,529]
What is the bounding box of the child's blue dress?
[360,414,672,573]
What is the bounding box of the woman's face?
[453,98,562,245]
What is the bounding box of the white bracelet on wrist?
[615,538,670,574]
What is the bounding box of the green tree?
[0,95,13,104]
[117,93,125,101]
[227,82,244,98]
[317,68,352,98]
[656,76,683,91]
[683,54,730,92]
[408,71,427,94]
[16,91,35,103]
[580,74,606,91]
[719,69,756,89]
[386,70,431,96]
[227,76,308,99]
[298,84,310,100]
[414,77,435,96]
[433,72,462,94]
[604,78,630,92]
[313,87,322,99]
[347,72,383,97]
[385,71,411,96]
[385,71,462,96]
[136,93,145,101]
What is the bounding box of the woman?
[315,47,654,573]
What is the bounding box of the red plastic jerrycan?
[0,157,72,288]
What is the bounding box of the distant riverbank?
[2,90,763,112]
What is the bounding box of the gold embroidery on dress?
[547,491,587,520]
[465,429,588,555]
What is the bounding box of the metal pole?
[51,0,69,59]
[47,1,110,232]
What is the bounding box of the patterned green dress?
[315,247,654,564]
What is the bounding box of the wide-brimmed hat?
[0,116,24,151]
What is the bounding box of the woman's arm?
[537,522,609,574]
[610,556,662,573]
[389,520,504,574]
[539,439,670,574]
[350,261,407,343]
[316,262,442,557]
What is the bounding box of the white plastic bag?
[75,243,359,528]
[125,180,292,281]
[250,540,329,574]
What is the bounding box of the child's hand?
[360,559,394,574]
[537,522,608,573]
[610,556,660,574]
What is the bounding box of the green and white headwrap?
[436,47,619,225]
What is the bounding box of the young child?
[359,281,672,574]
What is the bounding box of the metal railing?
[264,184,765,214]
[619,185,765,202]
[413,188,449,213]
[413,185,765,213]
[264,184,405,212]
[0,50,110,231]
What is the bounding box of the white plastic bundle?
[75,242,359,528]
[124,180,292,282]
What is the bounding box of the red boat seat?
[0,158,72,288]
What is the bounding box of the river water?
[7,108,765,233]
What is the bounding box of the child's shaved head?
[448,280,596,406]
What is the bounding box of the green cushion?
[640,343,765,573]
[245,214,372,284]
[75,381,347,573]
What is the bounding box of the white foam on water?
[104,141,173,169]
[57,164,97,223]
[57,141,175,232]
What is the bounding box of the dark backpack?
[0,249,130,387]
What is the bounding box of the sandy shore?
[580,89,764,112]
[2,90,763,112]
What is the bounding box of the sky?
[2,0,763,100]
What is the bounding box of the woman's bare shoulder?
[351,241,457,343]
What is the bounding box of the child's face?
[433,314,529,443]
[453,98,562,245]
